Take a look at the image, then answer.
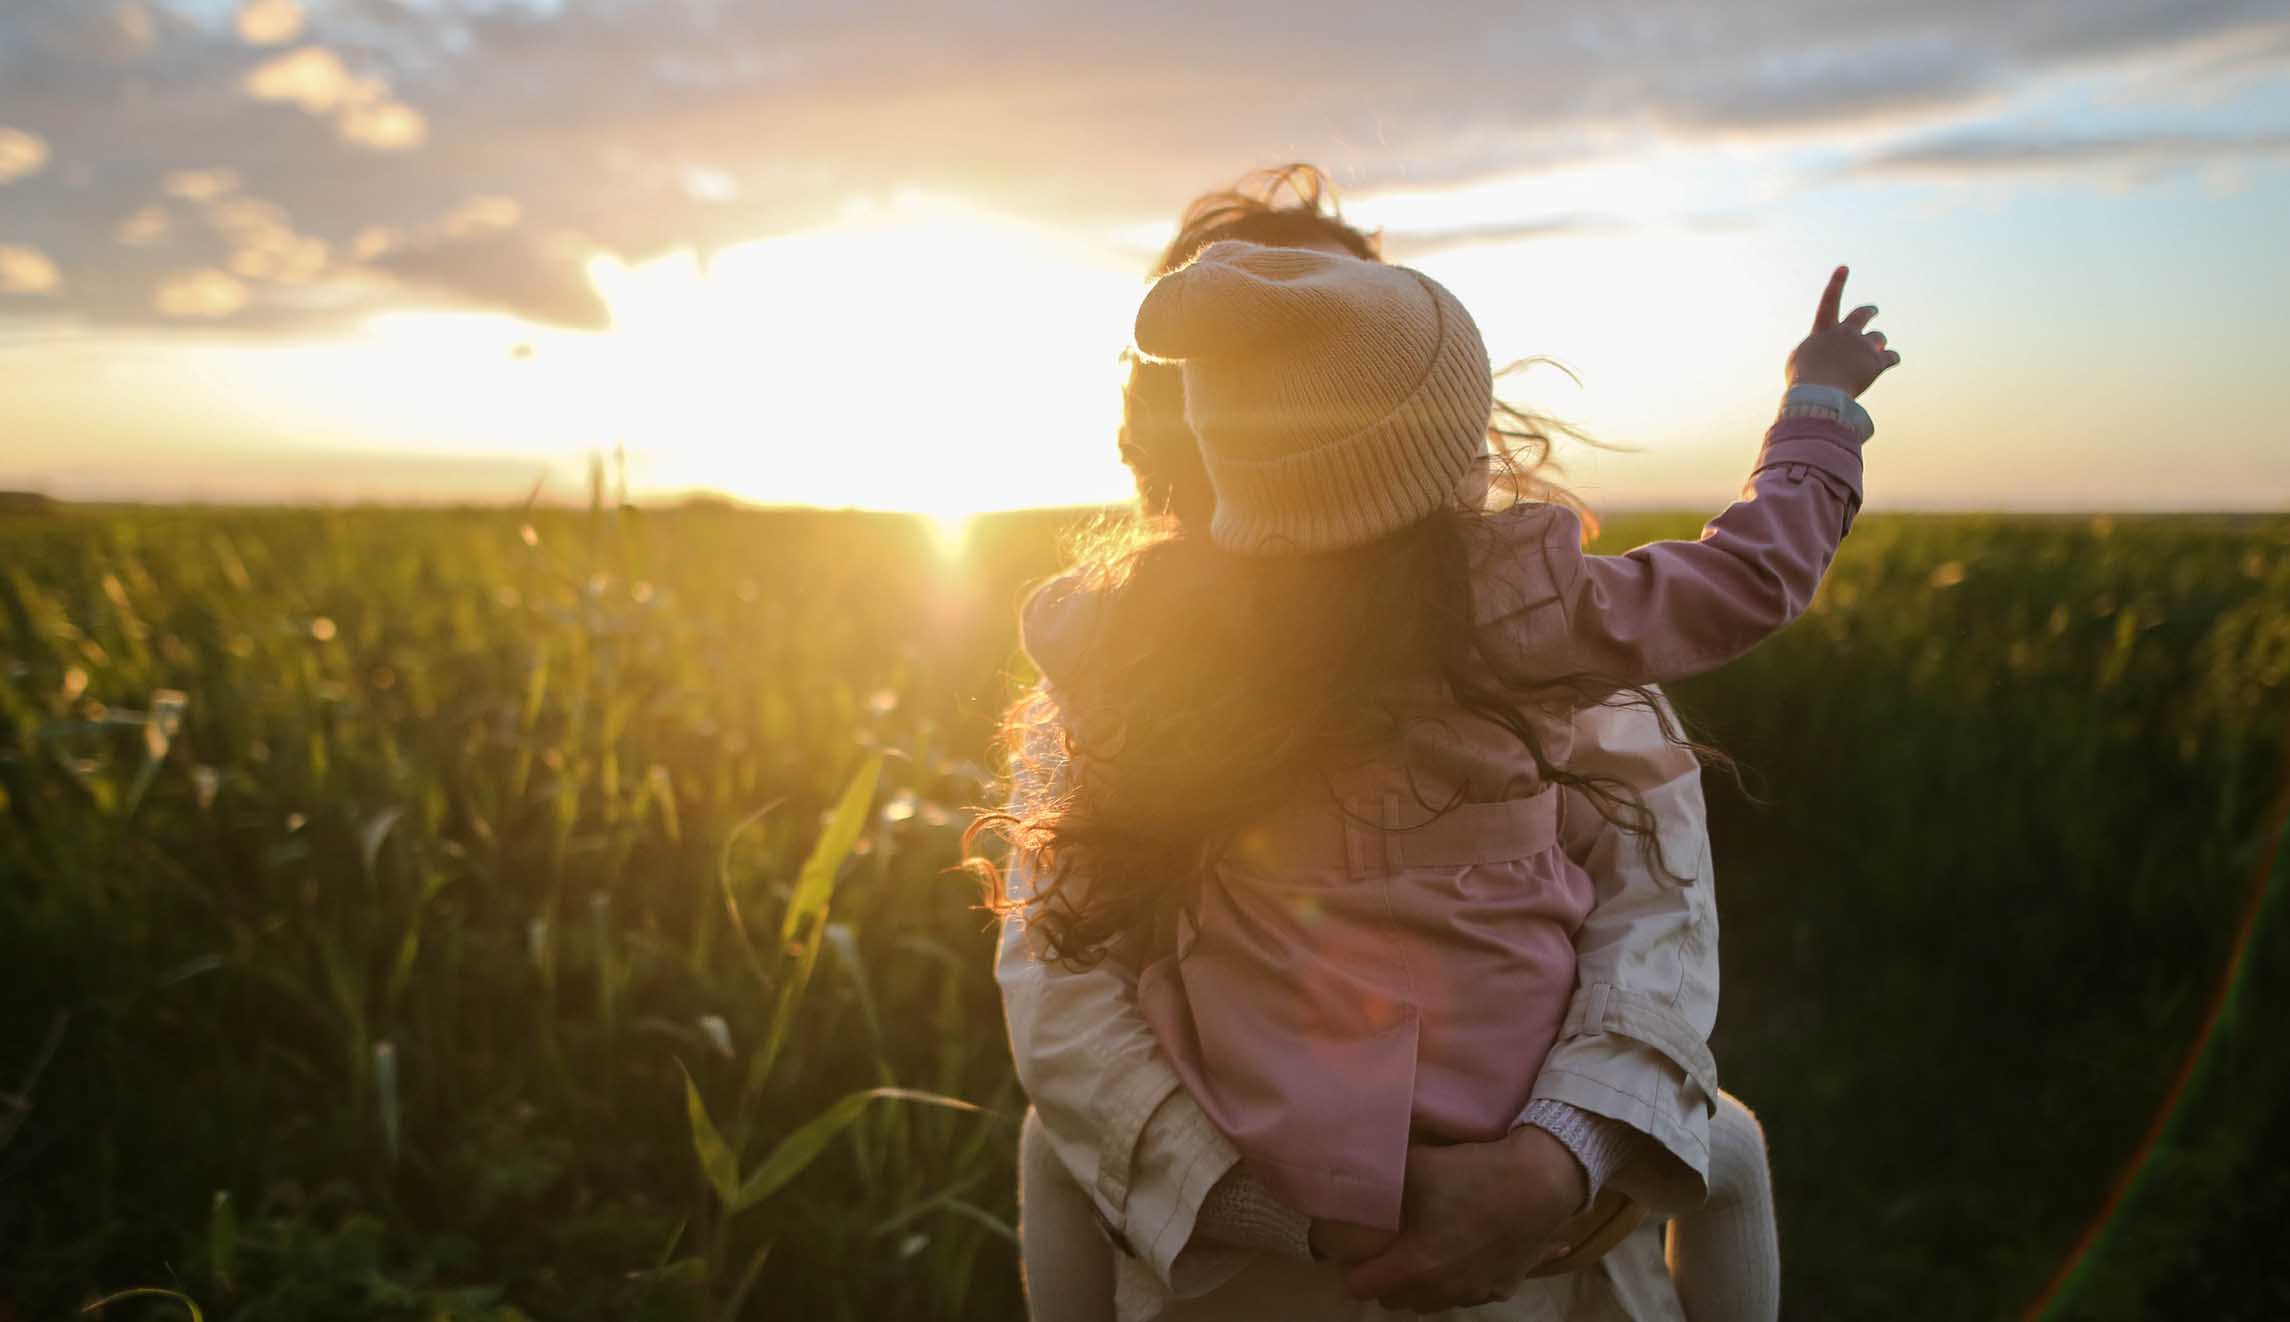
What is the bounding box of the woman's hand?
[1335,1125,1587,1313]
[1309,1218,1398,1263]
[1786,265,1901,397]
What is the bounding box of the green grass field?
[3,503,2286,1320]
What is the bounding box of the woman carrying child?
[986,168,1896,1321]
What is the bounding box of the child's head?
[1120,165,1379,530]
[1132,240,1494,554]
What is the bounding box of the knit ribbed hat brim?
[1133,241,1494,554]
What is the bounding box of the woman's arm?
[1529,687,1723,1213]
[994,753,1260,1297]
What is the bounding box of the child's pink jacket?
[1023,415,1864,1230]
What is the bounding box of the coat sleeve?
[1523,688,1723,1216]
[994,745,1255,1297]
[1494,416,1865,687]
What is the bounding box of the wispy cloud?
[374,230,610,330]
[1858,129,2290,179]
[0,244,62,295]
[114,206,170,247]
[152,267,249,318]
[0,126,48,184]
[164,169,242,203]
[241,45,427,151]
[0,0,2283,332]
[1381,214,1645,257]
[235,0,304,48]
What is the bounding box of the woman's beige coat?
[998,694,1723,1320]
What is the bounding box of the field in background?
[2,503,2286,1320]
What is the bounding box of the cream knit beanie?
[1132,239,1494,554]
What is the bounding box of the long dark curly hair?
[969,165,1698,970]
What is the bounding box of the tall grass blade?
[679,1061,740,1207]
[717,1239,774,1322]
[207,1190,236,1293]
[754,755,882,1084]
[780,755,883,945]
[716,800,783,996]
[726,1087,978,1215]
[81,1289,204,1320]
[374,1040,400,1167]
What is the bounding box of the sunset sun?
[582,195,1142,516]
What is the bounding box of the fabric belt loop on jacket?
[1382,788,1562,869]
[1581,981,1612,1035]
[1253,785,1562,876]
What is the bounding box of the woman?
[994,167,1774,1320]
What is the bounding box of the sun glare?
[582,194,1142,515]
[925,510,973,557]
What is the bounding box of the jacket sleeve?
[1521,688,1723,1216]
[994,752,1255,1297]
[1529,416,1864,686]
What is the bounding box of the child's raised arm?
[1487,267,1900,687]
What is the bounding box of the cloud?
[0,127,48,184]
[1378,211,1750,258]
[164,169,241,202]
[374,230,610,330]
[0,245,62,295]
[111,3,158,58]
[1,0,2285,334]
[235,0,304,47]
[210,197,331,283]
[338,99,427,151]
[1657,42,2001,134]
[1858,129,2290,179]
[153,268,250,319]
[240,45,355,113]
[444,195,521,238]
[114,206,170,247]
[242,45,427,152]
[350,226,399,260]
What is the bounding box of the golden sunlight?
[584,194,1143,514]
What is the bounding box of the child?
[996,241,1894,1318]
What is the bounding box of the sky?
[1,0,2287,513]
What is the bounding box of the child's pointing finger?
[1814,265,1848,331]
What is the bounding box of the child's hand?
[1786,265,1901,398]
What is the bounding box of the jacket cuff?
[1520,1098,1647,1209]
[1127,1088,1250,1293]
[1778,383,1875,442]
[1528,1065,1708,1216]
[1526,981,1722,1216]
[1194,1167,1314,1262]
[1754,414,1866,535]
